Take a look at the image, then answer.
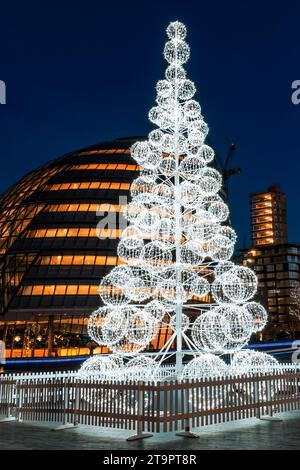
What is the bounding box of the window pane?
[55,285,66,295]
[32,286,44,295]
[44,285,55,295]
[78,285,89,295]
[66,285,78,295]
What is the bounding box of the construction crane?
[209,140,241,201]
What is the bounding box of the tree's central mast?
[174,45,183,377]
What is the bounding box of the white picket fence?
[1,364,300,439]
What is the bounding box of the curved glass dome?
[0,137,174,360]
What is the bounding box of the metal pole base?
[259,415,282,422]
[127,433,153,441]
[0,416,16,423]
[52,423,79,431]
[176,430,200,438]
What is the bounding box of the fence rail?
[1,367,300,438]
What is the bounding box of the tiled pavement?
[1,412,300,450]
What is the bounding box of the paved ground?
[1,412,300,450]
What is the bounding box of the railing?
[1,366,300,439]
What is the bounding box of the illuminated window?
[66,285,78,295]
[46,203,127,213]
[55,285,66,295]
[44,285,55,295]
[68,228,79,237]
[32,286,44,295]
[56,228,68,237]
[19,284,99,296]
[78,285,89,295]
[22,286,33,295]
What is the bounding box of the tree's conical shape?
[80,21,277,382]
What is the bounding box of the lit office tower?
[250,185,288,247]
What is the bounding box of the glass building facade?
[0,137,177,360]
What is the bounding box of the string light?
[81,20,280,382]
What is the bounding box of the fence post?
[16,382,23,422]
[52,378,79,431]
[127,381,153,441]
[259,373,282,422]
[0,380,17,423]
[254,374,261,419]
[176,380,199,438]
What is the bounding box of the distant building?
[240,186,299,339]
[250,185,288,247]
[241,244,300,338]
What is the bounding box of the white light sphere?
[130,176,156,204]
[184,100,201,118]
[180,241,204,266]
[139,167,159,182]
[165,64,186,81]
[244,302,268,332]
[159,278,190,304]
[164,39,190,65]
[142,150,162,170]
[153,183,173,205]
[180,181,203,208]
[208,201,229,222]
[102,309,129,346]
[131,141,152,165]
[154,217,176,244]
[99,266,133,306]
[178,79,196,100]
[87,306,115,346]
[230,350,278,376]
[190,275,210,298]
[135,211,161,236]
[120,225,142,240]
[214,226,237,248]
[199,144,215,163]
[142,240,173,269]
[156,79,174,98]
[126,356,159,382]
[210,244,234,262]
[125,266,152,302]
[223,266,257,302]
[159,156,176,177]
[179,155,205,181]
[117,237,144,264]
[217,305,254,343]
[192,310,230,352]
[182,353,227,379]
[79,355,117,380]
[166,21,187,40]
[148,129,164,148]
[126,311,158,346]
[144,300,166,321]
[214,261,235,277]
[184,221,216,243]
[123,201,145,223]
[188,129,205,147]
[197,167,222,196]
[170,313,190,332]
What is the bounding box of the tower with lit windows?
[250,185,288,247]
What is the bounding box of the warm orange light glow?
[20,284,99,296]
[44,182,131,191]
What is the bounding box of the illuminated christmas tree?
[80,21,278,382]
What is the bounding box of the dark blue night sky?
[0,0,299,247]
